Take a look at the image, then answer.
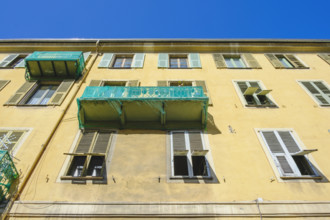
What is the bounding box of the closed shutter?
[93,132,112,153]
[48,80,74,105]
[0,80,10,91]
[278,131,300,153]
[83,52,91,63]
[0,54,19,68]
[318,54,330,65]
[75,132,95,153]
[261,131,294,175]
[314,81,330,95]
[242,54,261,69]
[89,80,102,86]
[127,80,139,87]
[301,81,330,105]
[98,53,114,68]
[189,132,203,152]
[188,53,202,68]
[5,81,37,105]
[158,53,169,68]
[285,55,307,68]
[195,80,212,106]
[237,81,249,94]
[265,54,283,69]
[157,81,168,86]
[213,54,226,68]
[172,132,186,152]
[131,53,145,68]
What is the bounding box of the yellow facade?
[0,40,330,219]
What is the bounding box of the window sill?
[280,175,322,180]
[245,104,278,108]
[169,67,192,69]
[61,176,104,181]
[275,67,310,69]
[170,176,212,180]
[108,67,132,69]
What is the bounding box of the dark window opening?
[103,81,127,87]
[67,156,86,177]
[174,156,189,176]
[192,156,208,176]
[293,156,315,175]
[244,95,256,105]
[87,156,105,177]
[169,81,193,87]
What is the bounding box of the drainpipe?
[2,43,100,220]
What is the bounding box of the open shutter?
[0,54,19,68]
[213,54,226,68]
[75,132,95,153]
[158,54,169,68]
[83,52,91,63]
[15,58,27,68]
[0,80,10,91]
[265,54,283,69]
[318,54,330,65]
[48,80,74,105]
[89,80,102,86]
[157,81,168,86]
[301,81,330,105]
[261,131,295,175]
[92,132,112,154]
[242,54,261,69]
[127,80,139,87]
[98,53,114,68]
[195,80,212,106]
[131,53,145,68]
[249,82,262,93]
[5,81,37,105]
[188,53,201,68]
[285,55,307,69]
[172,132,188,155]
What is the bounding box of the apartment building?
[0,39,330,219]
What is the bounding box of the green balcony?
[25,51,85,81]
[0,151,18,202]
[77,86,209,130]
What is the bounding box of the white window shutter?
[131,53,145,68]
[158,53,169,68]
[0,54,19,68]
[188,53,201,68]
[98,53,114,68]
[83,52,91,63]
[242,54,261,69]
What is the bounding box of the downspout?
[2,42,100,220]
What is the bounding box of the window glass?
[26,85,58,105]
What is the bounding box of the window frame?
[223,54,247,68]
[0,128,32,156]
[298,80,330,107]
[111,55,134,69]
[169,130,211,179]
[23,84,59,105]
[0,54,28,69]
[266,54,309,69]
[256,128,321,181]
[233,80,278,108]
[169,54,190,69]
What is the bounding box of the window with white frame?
[265,54,308,69]
[223,55,247,68]
[0,54,28,69]
[259,130,319,178]
[234,80,276,107]
[98,53,145,69]
[170,131,210,178]
[299,80,330,106]
[0,129,29,154]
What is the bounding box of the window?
[259,130,319,179]
[299,80,330,106]
[158,53,201,68]
[265,54,308,69]
[157,80,212,105]
[318,54,330,65]
[0,54,28,69]
[234,81,276,107]
[169,55,188,68]
[170,131,210,178]
[5,80,74,106]
[62,131,113,180]
[0,129,30,155]
[213,53,261,69]
[98,53,145,69]
[0,80,10,92]
[88,80,139,87]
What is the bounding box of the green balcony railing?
[0,151,18,202]
[77,86,209,130]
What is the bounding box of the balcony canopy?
[25,51,85,81]
[77,86,209,130]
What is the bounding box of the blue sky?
[1,0,329,39]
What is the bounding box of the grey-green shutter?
[157,81,168,86]
[318,54,330,65]
[5,81,37,105]
[0,80,10,91]
[75,132,95,153]
[278,131,300,153]
[0,54,19,68]
[131,53,145,68]
[195,80,212,106]
[242,54,261,69]
[237,81,249,94]
[189,132,203,152]
[188,53,202,68]
[265,54,283,69]
[48,80,74,105]
[83,52,91,63]
[276,156,294,174]
[89,80,102,86]
[285,55,307,69]
[127,80,139,87]
[173,132,186,152]
[213,54,226,68]
[249,81,262,93]
[158,53,169,68]
[98,53,114,68]
[314,81,330,95]
[93,132,112,153]
[301,81,330,105]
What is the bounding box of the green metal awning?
[25,51,85,81]
[77,86,209,130]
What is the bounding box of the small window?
[112,55,133,68]
[234,81,276,107]
[169,55,189,69]
[169,81,193,87]
[259,130,319,179]
[88,80,139,87]
[25,84,58,105]
[275,55,294,68]
[62,131,113,181]
[103,81,127,87]
[299,80,330,106]
[223,55,246,68]
[0,54,27,69]
[213,53,261,69]
[0,129,29,155]
[170,131,210,178]
[265,54,308,69]
[318,54,330,65]
[98,53,145,69]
